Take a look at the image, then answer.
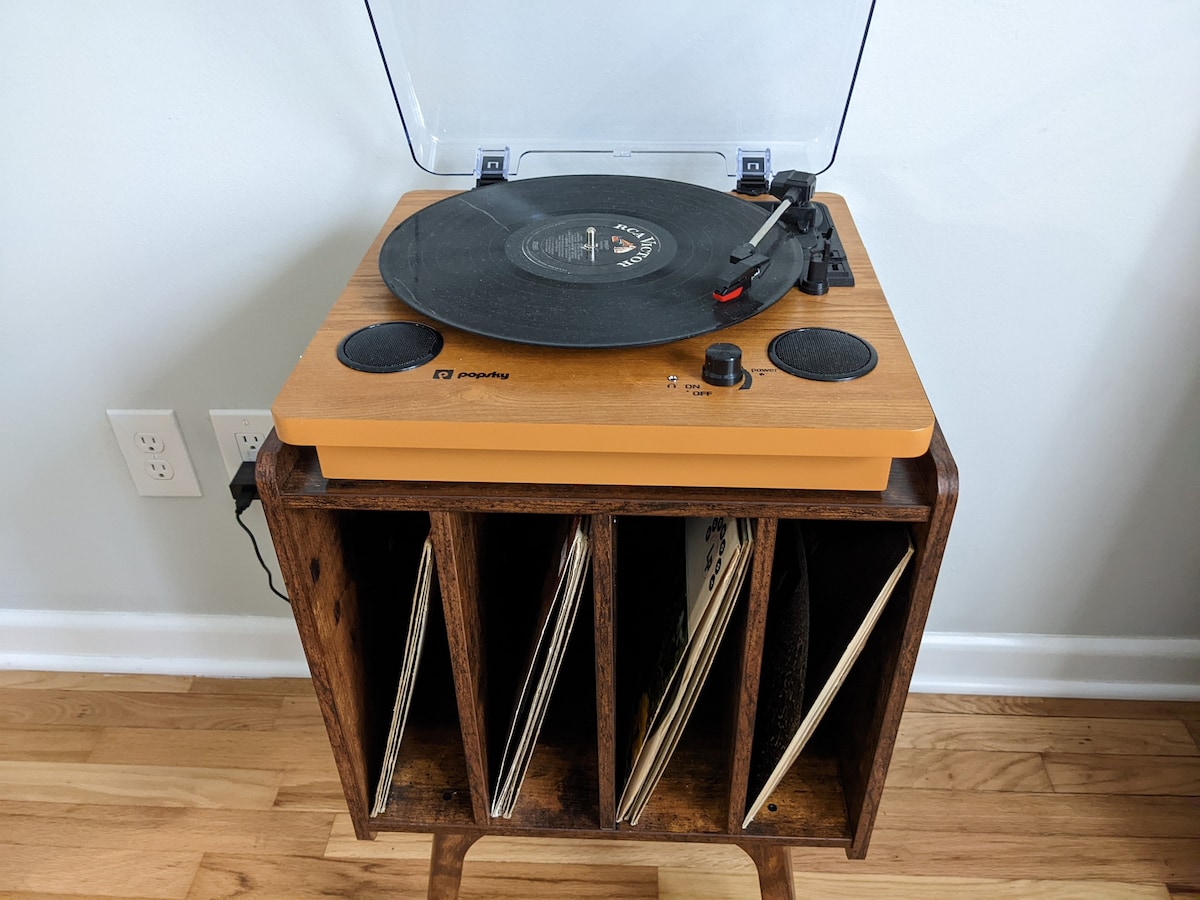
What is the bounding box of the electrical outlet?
[236,431,266,461]
[135,432,164,453]
[210,409,275,479]
[107,409,202,497]
[145,458,174,479]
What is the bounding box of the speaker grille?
[767,328,878,381]
[337,322,443,373]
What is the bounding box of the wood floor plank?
[1185,719,1200,751]
[325,815,756,871]
[270,693,329,733]
[0,672,194,693]
[885,748,1053,791]
[0,689,282,731]
[86,726,338,775]
[0,760,280,809]
[1043,753,1200,795]
[188,676,314,696]
[272,770,350,813]
[184,853,658,900]
[0,725,100,762]
[896,712,1200,755]
[4,676,1197,898]
[788,830,1200,883]
[659,869,1173,899]
[0,843,201,899]
[457,863,659,899]
[877,787,1200,839]
[905,694,1200,721]
[0,801,336,856]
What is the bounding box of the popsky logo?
[431,369,511,381]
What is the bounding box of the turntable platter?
[378,175,807,348]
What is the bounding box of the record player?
[272,0,934,491]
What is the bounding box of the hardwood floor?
[0,671,1195,899]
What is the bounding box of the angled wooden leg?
[427,831,480,900]
[739,843,796,900]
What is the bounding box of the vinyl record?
[378,175,807,348]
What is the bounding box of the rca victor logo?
[432,368,510,381]
[612,223,657,268]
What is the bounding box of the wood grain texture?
[726,517,778,833]
[85,726,339,774]
[895,712,1200,756]
[0,725,99,762]
[0,671,193,693]
[1042,753,1200,795]
[428,510,492,825]
[271,192,935,489]
[658,870,1174,899]
[876,788,1200,839]
[904,694,1200,721]
[273,446,935,521]
[272,769,349,813]
[0,677,1198,898]
[590,512,618,828]
[843,421,959,858]
[883,748,1053,792]
[740,843,796,900]
[0,843,200,899]
[428,831,479,900]
[0,688,281,731]
[253,420,958,894]
[0,760,279,809]
[183,852,432,899]
[789,830,1200,883]
[0,801,335,856]
[258,444,376,839]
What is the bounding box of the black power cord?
[230,461,290,604]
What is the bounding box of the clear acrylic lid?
[364,0,875,181]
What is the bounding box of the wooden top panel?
[273,191,933,459]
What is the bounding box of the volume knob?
[702,342,744,387]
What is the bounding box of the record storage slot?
[475,512,600,829]
[257,429,956,855]
[331,510,475,829]
[612,514,740,834]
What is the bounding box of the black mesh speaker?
[337,322,443,373]
[767,328,878,381]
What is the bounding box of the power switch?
[702,343,744,387]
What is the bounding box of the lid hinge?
[474,148,511,187]
[735,149,772,195]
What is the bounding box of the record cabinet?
[256,424,956,900]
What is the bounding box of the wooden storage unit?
[257,425,957,900]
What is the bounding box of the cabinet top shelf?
[260,424,954,522]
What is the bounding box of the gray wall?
[1,3,1196,662]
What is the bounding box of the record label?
[506,214,676,283]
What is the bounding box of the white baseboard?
[912,632,1200,700]
[1,610,1197,699]
[0,609,309,678]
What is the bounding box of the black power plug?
[229,460,259,514]
[228,460,288,603]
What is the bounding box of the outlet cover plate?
[107,409,203,497]
[210,409,275,479]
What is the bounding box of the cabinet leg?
[739,844,796,900]
[427,832,480,900]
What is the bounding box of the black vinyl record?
[379,175,807,348]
